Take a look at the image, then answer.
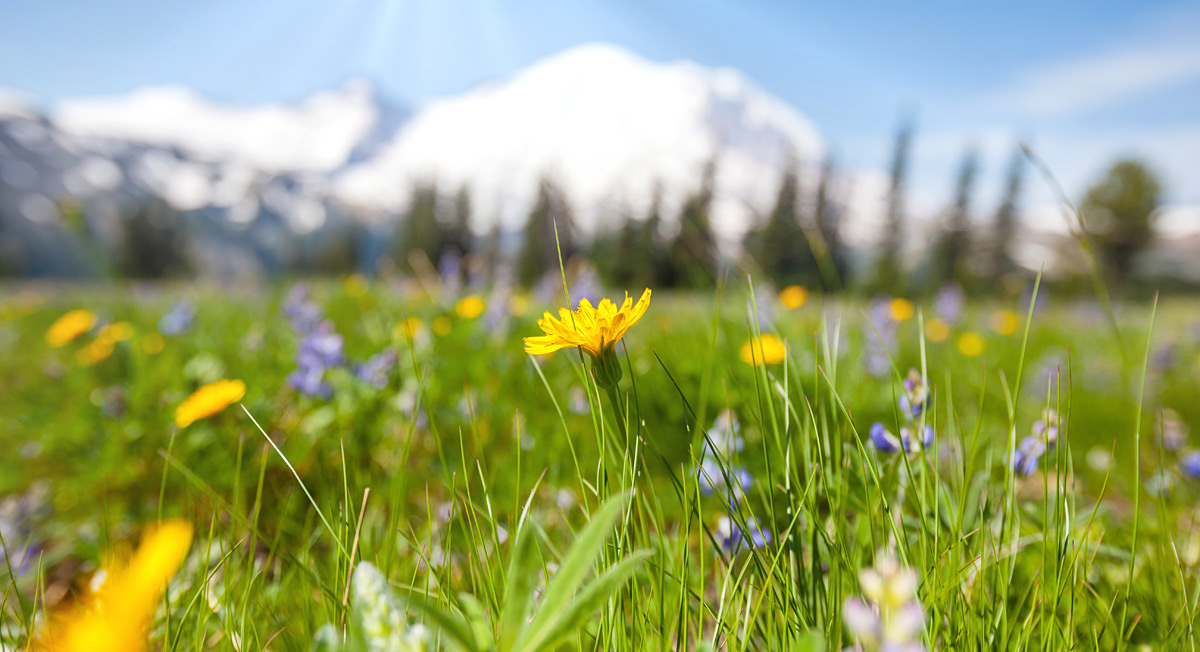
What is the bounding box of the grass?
[1,276,1200,651]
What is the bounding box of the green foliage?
[518,177,574,287]
[1081,159,1163,284]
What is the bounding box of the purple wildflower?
[870,423,934,455]
[1181,451,1200,479]
[933,284,965,324]
[355,349,397,390]
[716,515,771,553]
[158,301,195,336]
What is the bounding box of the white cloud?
[995,44,1200,117]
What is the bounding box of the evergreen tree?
[752,160,818,287]
[868,119,913,293]
[482,221,504,277]
[119,197,188,278]
[395,182,443,273]
[667,161,718,288]
[446,186,472,258]
[813,157,847,290]
[928,147,979,289]
[517,177,574,287]
[989,145,1025,284]
[640,188,670,288]
[1081,159,1162,285]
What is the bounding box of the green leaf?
[526,550,652,652]
[792,630,825,652]
[513,492,630,652]
[498,520,541,651]
[399,590,483,652]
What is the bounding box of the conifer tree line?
[383,123,1166,295]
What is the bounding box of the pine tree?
[640,188,670,288]
[989,145,1024,284]
[753,161,818,287]
[395,182,443,273]
[929,147,978,289]
[119,197,188,278]
[813,157,847,290]
[667,161,718,288]
[446,186,472,258]
[517,177,574,287]
[1081,159,1162,285]
[868,119,913,293]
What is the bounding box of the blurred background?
[1,0,1198,295]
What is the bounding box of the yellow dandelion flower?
[432,315,453,336]
[46,310,95,347]
[957,332,985,357]
[76,339,115,366]
[174,379,245,429]
[990,309,1020,336]
[523,289,651,359]
[508,295,528,317]
[779,285,809,310]
[394,317,424,341]
[740,333,787,366]
[344,273,368,298]
[34,519,193,652]
[141,333,165,355]
[888,298,914,322]
[455,295,486,319]
[924,318,950,342]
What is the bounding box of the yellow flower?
[76,339,115,366]
[957,332,985,357]
[432,315,453,336]
[508,295,529,317]
[779,285,809,310]
[141,333,165,355]
[175,379,246,428]
[740,333,787,366]
[395,317,424,341]
[888,298,914,322]
[46,310,95,347]
[344,273,368,298]
[924,318,950,342]
[990,309,1020,336]
[455,295,486,319]
[523,289,651,358]
[34,520,193,652]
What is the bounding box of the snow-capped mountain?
[335,43,825,242]
[1,43,832,274]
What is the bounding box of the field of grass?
[2,276,1200,651]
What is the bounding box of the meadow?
[2,275,1199,651]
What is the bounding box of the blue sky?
[3,0,1199,208]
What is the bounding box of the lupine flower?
[706,409,743,457]
[157,302,195,336]
[899,369,928,419]
[740,334,786,366]
[1159,408,1189,451]
[842,550,926,652]
[175,379,246,428]
[1181,451,1200,480]
[869,423,934,455]
[864,298,897,378]
[45,309,95,347]
[288,364,331,399]
[355,349,397,390]
[34,520,193,652]
[716,515,771,553]
[1032,408,1060,447]
[1012,409,1060,476]
[933,284,964,324]
[299,321,345,367]
[284,284,323,333]
[351,562,430,652]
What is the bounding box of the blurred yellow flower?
[344,273,368,298]
[455,295,486,319]
[925,318,950,342]
[34,520,193,652]
[888,298,914,322]
[990,309,1020,336]
[395,317,424,341]
[508,295,529,317]
[75,322,134,366]
[779,285,809,310]
[46,310,95,347]
[740,333,787,366]
[957,332,985,357]
[432,315,453,336]
[523,289,651,358]
[141,333,165,355]
[175,379,245,429]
